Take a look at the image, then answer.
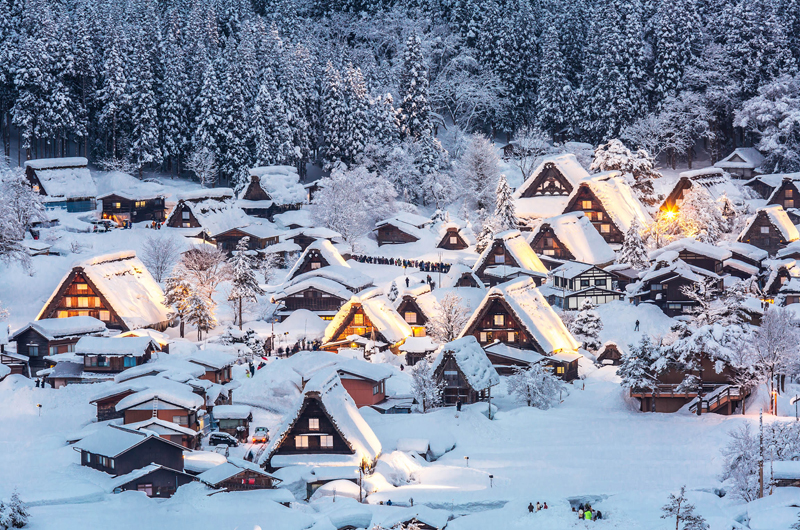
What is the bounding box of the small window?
[493,314,505,326]
[295,435,309,449]
[135,201,145,208]
[76,283,88,292]
[449,236,458,245]
[173,415,188,426]
[182,211,190,220]
[479,332,488,343]
[507,331,516,343]
[404,312,417,324]
[786,200,794,208]
[556,366,565,374]
[78,297,89,308]
[137,484,153,496]
[596,212,603,221]
[109,458,115,470]
[580,279,590,287]
[543,238,552,247]
[124,357,136,368]
[787,189,794,198]
[494,253,505,264]
[595,279,607,287]
[600,224,611,233]
[652,284,662,291]
[99,310,110,321]
[57,310,68,318]
[543,249,555,256]
[28,344,39,357]
[65,297,72,308]
[310,262,321,270]
[353,314,364,326]
[49,346,58,355]
[373,384,379,395]
[761,226,770,234]
[321,435,334,449]
[582,200,592,209]
[308,418,320,431]
[67,343,75,353]
[668,303,682,310]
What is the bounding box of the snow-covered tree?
[569,299,603,351]
[453,134,502,211]
[617,219,649,269]
[679,276,745,327]
[140,235,180,283]
[163,274,193,338]
[252,69,292,167]
[618,336,662,391]
[186,292,217,341]
[719,424,760,502]
[677,185,727,243]
[186,146,218,188]
[749,306,800,410]
[651,0,701,108]
[536,24,572,136]
[97,35,129,160]
[425,292,471,343]
[660,486,708,530]
[398,34,432,141]
[510,126,550,181]
[410,357,443,412]
[387,281,399,302]
[1,489,29,529]
[322,62,348,168]
[178,245,231,300]
[507,363,565,409]
[127,33,161,177]
[228,237,265,330]
[493,175,516,231]
[475,209,497,254]
[258,251,281,285]
[192,60,222,171]
[590,139,661,206]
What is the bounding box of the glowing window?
[295,435,309,449]
[404,312,417,324]
[353,314,364,325]
[449,236,458,245]
[76,283,88,292]
[582,200,592,209]
[99,310,110,321]
[321,435,334,449]
[600,224,611,233]
[493,314,505,326]
[308,418,320,431]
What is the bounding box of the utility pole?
[758,410,764,499]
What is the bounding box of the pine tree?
[570,299,603,351]
[617,219,650,269]
[536,24,572,136]
[164,274,193,338]
[661,486,709,530]
[128,31,161,178]
[651,0,701,108]
[618,335,661,391]
[252,69,292,167]
[160,28,190,174]
[282,44,317,171]
[507,364,566,409]
[218,42,252,189]
[192,59,222,175]
[388,281,399,302]
[186,292,217,341]
[372,93,400,148]
[6,489,29,529]
[398,34,432,140]
[228,237,265,330]
[97,33,129,160]
[322,62,348,168]
[342,64,370,165]
[493,174,517,231]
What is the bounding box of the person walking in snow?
[405,277,410,288]
[585,509,592,521]
[536,502,541,511]
[543,502,548,509]
[456,399,462,412]
[386,500,392,506]
[528,503,534,513]
[634,320,640,331]
[578,508,584,520]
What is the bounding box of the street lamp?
[489,474,494,488]
[36,403,42,417]
[464,456,469,467]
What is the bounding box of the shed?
[24,157,97,212]
[713,148,764,179]
[213,404,253,441]
[432,336,500,405]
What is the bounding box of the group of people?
[147,221,163,230]
[527,501,548,513]
[351,255,451,274]
[576,503,603,521]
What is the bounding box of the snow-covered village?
[4,1,800,530]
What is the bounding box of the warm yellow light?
[664,210,677,220]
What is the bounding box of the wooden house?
[596,341,624,365]
[125,417,200,448]
[24,157,97,212]
[719,241,768,279]
[74,424,186,476]
[335,359,393,408]
[90,385,141,422]
[188,350,234,384]
[660,168,744,214]
[374,213,432,246]
[398,336,438,366]
[213,405,253,442]
[394,285,434,337]
[0,352,29,377]
[483,341,581,378]
[604,265,641,292]
[37,252,172,332]
[737,205,800,256]
[542,261,624,310]
[513,154,590,225]
[432,336,499,405]
[99,192,166,226]
[436,222,475,250]
[767,177,800,223]
[165,188,251,239]
[110,464,196,498]
[771,462,800,489]
[458,277,581,380]
[258,371,382,470]
[763,260,800,304]
[440,264,484,289]
[73,336,158,376]
[322,288,412,354]
[286,239,349,281]
[9,316,106,373]
[630,257,723,316]
[115,382,205,443]
[650,239,731,275]
[777,241,800,262]
[562,172,652,245]
[528,212,616,266]
[197,460,280,491]
[713,147,764,179]
[211,224,281,254]
[238,166,306,220]
[273,278,353,321]
[472,230,548,286]
[744,174,785,199]
[283,227,342,252]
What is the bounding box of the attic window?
[354,314,364,325]
[494,254,505,264]
[600,224,611,233]
[295,435,309,448]
[493,314,505,326]
[404,312,417,324]
[77,283,88,292]
[321,435,334,449]
[507,331,516,342]
[582,200,592,209]
[99,310,110,321]
[788,189,794,198]
[450,236,458,245]
[544,249,555,256]
[311,262,321,270]
[786,200,794,208]
[182,211,190,220]
[761,226,770,234]
[308,418,320,431]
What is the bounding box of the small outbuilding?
[432,336,500,406]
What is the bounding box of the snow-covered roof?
[289,266,374,292]
[433,336,499,391]
[197,460,278,486]
[73,424,182,456]
[772,461,800,480]
[549,261,595,279]
[473,230,548,276]
[532,212,616,265]
[650,238,732,262]
[376,212,431,229]
[514,195,572,221]
[460,277,580,354]
[96,171,166,201]
[275,277,354,302]
[273,208,313,229]
[675,168,745,206]
[740,205,800,242]
[323,289,412,345]
[125,417,199,437]
[115,377,204,411]
[168,190,253,235]
[581,172,652,233]
[714,148,764,170]
[260,371,382,468]
[484,340,546,364]
[212,404,252,420]
[398,336,438,353]
[211,221,282,240]
[188,349,236,370]
[10,316,106,341]
[249,165,306,205]
[718,241,770,262]
[435,220,476,247]
[74,336,158,356]
[38,251,171,330]
[25,157,97,199]
[640,258,720,284]
[335,358,393,382]
[372,506,452,530]
[440,264,485,289]
[286,239,348,279]
[176,188,235,202]
[283,226,342,241]
[514,154,590,198]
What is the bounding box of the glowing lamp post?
[36,403,42,417]
[464,456,469,467]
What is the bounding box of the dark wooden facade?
[12,325,104,374]
[166,200,202,229]
[91,389,136,422]
[81,435,185,476]
[100,194,166,225]
[214,227,279,254]
[206,468,277,491]
[767,179,800,211]
[395,295,428,337]
[738,210,795,255]
[596,343,623,365]
[437,227,469,250]
[633,270,720,317]
[37,270,128,331]
[461,298,532,350]
[270,399,353,464]
[79,349,153,374]
[115,466,196,497]
[240,175,302,220]
[121,401,200,438]
[323,303,401,353]
[517,162,575,197]
[375,223,420,246]
[529,225,574,260]
[217,416,252,442]
[745,177,778,200]
[290,247,338,280]
[280,286,347,314]
[563,184,624,244]
[671,249,723,275]
[434,353,490,405]
[474,238,544,287]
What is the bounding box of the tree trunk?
[180,319,185,338]
[687,145,693,169]
[238,298,243,330]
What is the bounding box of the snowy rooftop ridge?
[24,157,88,170]
[25,157,96,199]
[473,230,548,276]
[289,265,374,292]
[582,171,652,233]
[286,239,349,279]
[433,336,499,391]
[74,336,158,356]
[10,316,106,341]
[740,205,800,243]
[513,153,590,199]
[176,188,235,202]
[248,165,306,205]
[714,147,765,170]
[322,288,412,345]
[650,238,733,262]
[531,211,616,265]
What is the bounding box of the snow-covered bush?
[660,486,708,530]
[452,134,501,212]
[507,364,565,409]
[0,490,29,529]
[569,299,602,351]
[410,358,443,412]
[618,336,662,391]
[617,219,649,269]
[719,424,760,502]
[425,292,471,344]
[590,139,662,206]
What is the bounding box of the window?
[493,314,505,326]
[544,249,555,256]
[556,366,565,374]
[124,357,136,368]
[173,415,188,426]
[353,314,364,325]
[77,283,88,292]
[67,343,75,353]
[310,262,321,270]
[595,279,607,287]
[137,484,153,496]
[78,297,89,308]
[65,297,73,308]
[600,224,611,234]
[295,435,309,449]
[582,200,592,209]
[667,303,682,310]
[651,284,662,291]
[93,297,100,307]
[596,212,603,221]
[761,226,770,234]
[479,332,488,343]
[321,435,334,449]
[135,201,145,208]
[50,346,58,355]
[507,331,516,343]
[308,418,320,431]
[404,312,417,324]
[788,189,794,198]
[449,236,458,245]
[543,238,552,247]
[182,211,190,220]
[787,200,795,209]
[580,279,590,287]
[84,452,90,464]
[109,458,115,470]
[373,384,380,395]
[99,311,110,321]
[494,253,505,264]
[58,311,68,318]
[28,344,39,357]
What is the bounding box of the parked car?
[252,427,269,444]
[208,431,239,447]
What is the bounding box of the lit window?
[353,314,364,325]
[493,314,505,326]
[596,212,603,221]
[310,262,321,270]
[93,297,100,307]
[295,435,309,449]
[786,200,794,208]
[321,435,334,449]
[788,189,794,198]
[404,312,417,324]
[308,418,320,431]
[449,236,458,245]
[78,297,89,308]
[556,366,565,374]
[65,297,73,308]
[479,332,488,342]
[77,283,88,292]
[507,331,516,342]
[99,310,110,321]
[135,201,145,208]
[582,200,592,209]
[57,311,68,318]
[600,224,611,233]
[544,249,555,256]
[761,226,770,234]
[113,202,121,209]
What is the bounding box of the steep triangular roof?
[514,154,589,198]
[287,239,348,280]
[569,172,652,233]
[530,212,616,265]
[432,336,499,392]
[714,148,764,170]
[323,288,412,345]
[739,205,800,242]
[473,230,548,276]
